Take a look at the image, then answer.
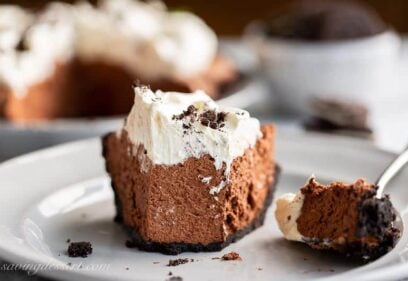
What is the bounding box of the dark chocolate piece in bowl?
[265,0,387,41]
[304,98,373,139]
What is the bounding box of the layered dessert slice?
[103,86,279,254]
[0,0,237,122]
[275,177,399,261]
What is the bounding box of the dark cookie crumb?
[67,242,93,258]
[167,258,189,266]
[172,105,197,121]
[199,110,227,130]
[125,267,129,270]
[125,240,137,248]
[172,104,228,132]
[15,37,29,52]
[167,277,183,281]
[66,239,71,243]
[216,112,227,123]
[67,263,72,266]
[353,192,400,261]
[168,271,173,276]
[358,193,396,239]
[132,82,150,91]
[221,252,242,261]
[186,105,196,115]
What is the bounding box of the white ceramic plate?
[0,132,407,281]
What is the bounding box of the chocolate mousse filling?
[116,166,279,255]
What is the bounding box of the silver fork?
[376,145,408,198]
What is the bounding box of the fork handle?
[376,145,408,198]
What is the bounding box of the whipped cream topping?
[0,4,75,96]
[122,87,261,193]
[71,2,135,64]
[0,6,32,51]
[275,192,305,242]
[134,11,218,79]
[101,0,165,41]
[0,0,218,95]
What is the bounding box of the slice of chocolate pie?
[275,177,399,261]
[0,1,238,122]
[103,86,279,255]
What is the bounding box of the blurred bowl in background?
[246,22,401,115]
